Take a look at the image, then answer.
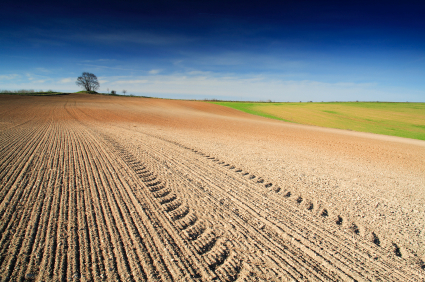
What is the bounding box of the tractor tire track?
[97,133,246,281]
[94,124,424,281]
[1,94,423,281]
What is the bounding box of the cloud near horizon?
[2,71,422,102]
[59,78,72,83]
[1,1,424,101]
[0,74,19,80]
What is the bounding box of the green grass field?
[211,102,425,140]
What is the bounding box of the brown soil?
[0,93,424,281]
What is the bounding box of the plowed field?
[1,93,424,281]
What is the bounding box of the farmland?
[212,102,425,140]
[0,93,424,281]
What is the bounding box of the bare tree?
[123,90,127,95]
[76,72,100,92]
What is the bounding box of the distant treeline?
[0,89,64,96]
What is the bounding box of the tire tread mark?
[105,139,244,281]
[130,136,422,281]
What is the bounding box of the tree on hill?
[76,72,99,92]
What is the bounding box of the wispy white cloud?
[98,73,425,102]
[148,69,161,75]
[82,59,117,63]
[78,63,141,72]
[26,73,35,80]
[0,74,19,80]
[181,51,308,70]
[187,70,212,76]
[77,31,195,46]
[25,73,55,83]
[35,67,51,73]
[59,78,73,83]
[1,71,423,102]
[113,79,148,84]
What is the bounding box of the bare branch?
[76,72,100,92]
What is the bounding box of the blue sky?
[1,0,424,101]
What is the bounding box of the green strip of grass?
[212,102,293,122]
[211,101,425,141]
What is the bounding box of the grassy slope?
[211,102,425,140]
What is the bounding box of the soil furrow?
[0,122,55,280]
[94,134,225,280]
[99,130,348,280]
[0,122,50,213]
[20,122,64,280]
[36,125,67,279]
[90,132,210,280]
[1,94,423,281]
[99,125,423,281]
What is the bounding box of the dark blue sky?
[1,0,424,101]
